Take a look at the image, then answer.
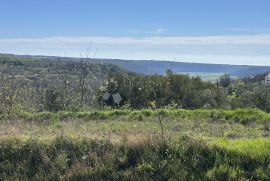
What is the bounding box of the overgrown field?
[1,109,270,180]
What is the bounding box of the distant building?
[265,73,270,85]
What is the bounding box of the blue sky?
[1,0,270,65]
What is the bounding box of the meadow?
[177,72,238,82]
[1,109,270,180]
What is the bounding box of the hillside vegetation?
[1,54,270,113]
[1,54,270,180]
[6,54,270,77]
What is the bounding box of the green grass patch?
[11,109,270,125]
[215,138,270,159]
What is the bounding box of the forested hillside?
[1,54,270,113]
[3,53,270,77]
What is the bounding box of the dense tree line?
[98,72,270,112]
[97,71,228,109]
[1,55,270,113]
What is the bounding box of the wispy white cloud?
[1,35,270,65]
[1,34,270,46]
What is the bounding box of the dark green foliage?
[43,88,64,112]
[219,74,231,88]
[98,72,227,109]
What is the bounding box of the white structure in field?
[265,73,270,85]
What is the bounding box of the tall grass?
[1,136,270,180]
[8,108,270,125]
[1,109,270,179]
